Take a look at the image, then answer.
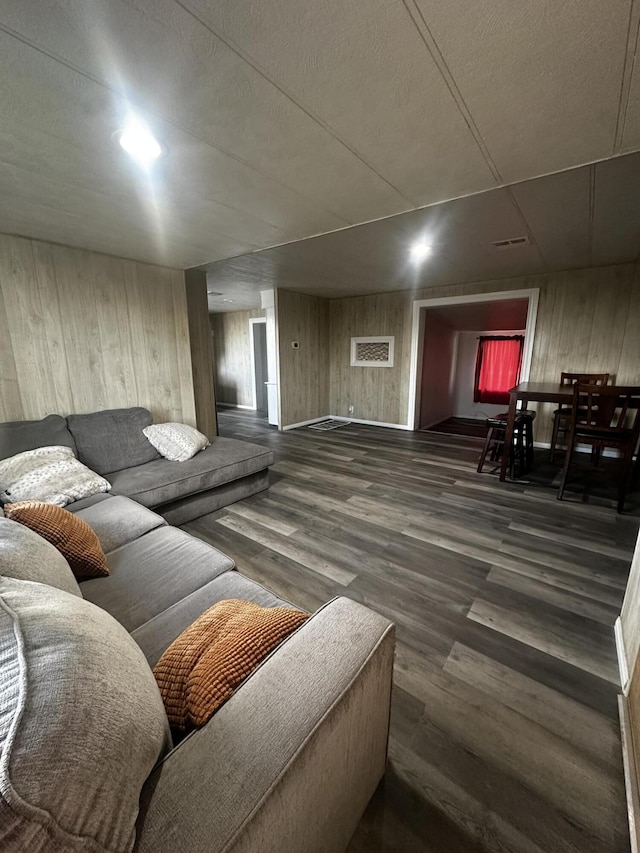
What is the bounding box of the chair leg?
[558,438,575,501]
[524,419,534,473]
[549,412,562,462]
[477,427,494,473]
[617,445,636,513]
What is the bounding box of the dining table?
[500,381,575,481]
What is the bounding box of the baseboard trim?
[617,617,631,695]
[282,416,331,431]
[619,694,640,853]
[216,403,256,410]
[330,416,412,431]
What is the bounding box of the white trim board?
[283,415,412,431]
[216,402,256,410]
[249,316,267,410]
[282,416,332,431]
[617,617,631,695]
[619,694,640,853]
[407,288,540,430]
[330,416,412,431]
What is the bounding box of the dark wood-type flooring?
[424,416,488,438]
[184,408,640,853]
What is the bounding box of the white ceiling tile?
[620,67,640,152]
[0,28,351,265]
[415,0,631,181]
[2,0,409,228]
[592,154,640,265]
[510,166,591,270]
[180,0,497,205]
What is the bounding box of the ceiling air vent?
[207,290,223,296]
[491,236,530,250]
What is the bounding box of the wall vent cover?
[491,236,530,250]
[350,336,395,368]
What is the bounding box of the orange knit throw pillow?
[153,599,308,732]
[4,500,109,580]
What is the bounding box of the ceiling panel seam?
[173,0,415,206]
[0,23,353,231]
[401,0,503,185]
[503,187,550,271]
[614,0,640,152]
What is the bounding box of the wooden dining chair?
[557,383,640,512]
[549,372,609,461]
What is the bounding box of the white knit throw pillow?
[143,423,210,462]
[0,446,111,507]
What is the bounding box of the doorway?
[250,318,268,416]
[408,289,539,433]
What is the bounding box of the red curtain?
[474,336,525,405]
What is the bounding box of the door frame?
[407,288,540,430]
[249,317,267,411]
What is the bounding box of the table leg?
[500,390,518,481]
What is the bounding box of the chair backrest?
[574,383,640,432]
[560,371,609,386]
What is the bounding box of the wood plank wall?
[209,308,266,407]
[329,291,410,425]
[277,289,330,427]
[185,269,217,437]
[0,234,197,426]
[329,263,640,442]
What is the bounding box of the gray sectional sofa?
[0,493,395,852]
[0,407,273,524]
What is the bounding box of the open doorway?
[249,317,268,416]
[408,289,539,435]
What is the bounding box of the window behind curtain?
[473,336,525,405]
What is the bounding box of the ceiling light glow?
[410,239,433,263]
[115,119,163,168]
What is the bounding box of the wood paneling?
[277,289,329,426]
[210,308,266,408]
[185,269,217,437]
[329,262,640,440]
[329,291,410,423]
[0,234,197,425]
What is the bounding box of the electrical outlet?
[348,404,354,414]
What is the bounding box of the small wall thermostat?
[291,341,300,349]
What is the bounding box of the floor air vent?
[308,419,351,431]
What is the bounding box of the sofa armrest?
[135,597,395,853]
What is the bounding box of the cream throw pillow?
[0,445,111,508]
[143,423,210,462]
[0,576,171,852]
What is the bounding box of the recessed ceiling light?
[410,239,433,263]
[222,298,234,303]
[113,119,164,168]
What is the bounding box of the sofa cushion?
[107,438,273,508]
[4,501,109,580]
[0,446,111,508]
[75,495,166,554]
[143,423,210,462]
[0,516,81,598]
[154,599,308,732]
[0,414,76,461]
[67,407,160,475]
[80,527,235,632]
[0,576,171,853]
[67,492,114,512]
[131,572,296,668]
